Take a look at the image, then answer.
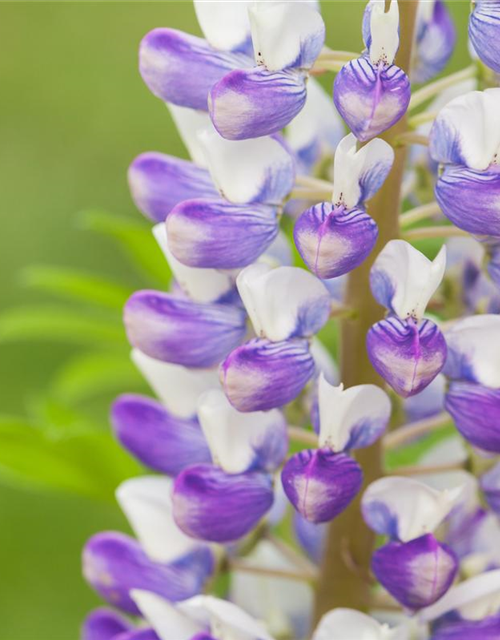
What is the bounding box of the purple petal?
[469,0,500,73]
[372,534,458,610]
[209,67,307,140]
[166,198,278,269]
[481,462,500,515]
[333,57,410,142]
[172,464,274,542]
[189,635,216,640]
[124,291,247,369]
[117,630,159,640]
[293,511,327,564]
[139,28,250,110]
[404,374,446,422]
[111,394,211,476]
[294,203,378,279]
[431,615,500,640]
[445,381,500,453]
[367,317,447,398]
[82,532,214,614]
[435,167,500,237]
[281,449,363,524]
[413,0,456,84]
[82,608,131,640]
[221,338,316,412]
[128,153,218,224]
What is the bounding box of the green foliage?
[385,423,457,470]
[79,208,171,287]
[0,416,141,501]
[21,265,133,311]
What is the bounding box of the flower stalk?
[313,0,420,622]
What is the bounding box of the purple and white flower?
[367,240,447,397]
[281,374,390,523]
[469,0,500,73]
[429,89,500,237]
[294,133,394,278]
[413,0,456,84]
[209,2,325,139]
[334,0,411,141]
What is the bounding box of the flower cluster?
[80,1,500,639]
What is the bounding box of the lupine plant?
[80,1,500,639]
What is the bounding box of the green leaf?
[79,209,171,286]
[0,305,125,346]
[20,265,133,311]
[50,351,145,405]
[0,417,141,501]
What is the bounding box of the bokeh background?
[0,2,470,638]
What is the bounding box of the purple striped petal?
[293,512,327,564]
[372,534,458,610]
[413,0,456,84]
[221,338,316,412]
[82,532,214,614]
[82,608,131,640]
[367,317,447,398]
[281,449,363,524]
[166,198,278,269]
[435,166,500,237]
[209,67,307,140]
[139,28,250,110]
[128,153,218,223]
[333,57,410,142]
[445,381,500,453]
[431,615,500,640]
[124,291,247,369]
[487,241,500,288]
[469,0,500,73]
[172,464,274,542]
[294,203,378,279]
[481,462,500,515]
[111,394,211,476]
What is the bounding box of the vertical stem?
[313,0,419,622]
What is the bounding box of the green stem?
[312,0,419,623]
[409,64,476,110]
[403,225,469,241]
[400,201,441,228]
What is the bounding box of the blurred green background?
[0,2,470,638]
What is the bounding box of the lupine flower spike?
[334,0,411,141]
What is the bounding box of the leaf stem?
[229,558,316,583]
[288,425,318,447]
[383,411,451,450]
[394,132,429,147]
[400,202,442,228]
[389,461,466,476]
[408,110,438,128]
[409,65,477,110]
[289,187,331,201]
[403,226,468,241]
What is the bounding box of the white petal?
[444,314,500,388]
[131,348,220,418]
[194,0,252,52]
[166,104,212,167]
[419,569,500,622]
[332,134,394,209]
[198,128,294,205]
[369,0,400,65]
[231,540,313,639]
[310,337,339,384]
[116,476,197,563]
[249,1,324,71]
[197,389,285,474]
[131,590,202,640]
[313,608,406,640]
[431,88,500,170]
[153,223,235,303]
[236,263,330,342]
[286,77,344,161]
[362,476,462,542]
[371,240,446,321]
[180,595,275,640]
[318,375,391,452]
